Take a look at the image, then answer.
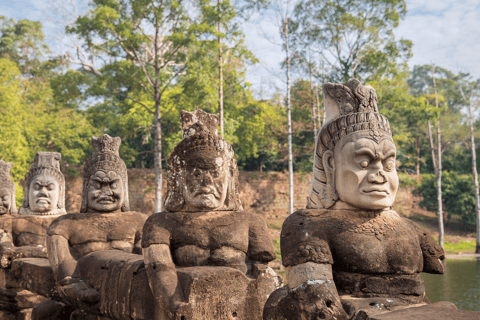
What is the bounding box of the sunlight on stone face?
[183,157,229,210]
[334,137,399,210]
[0,188,11,215]
[87,171,124,212]
[29,174,60,212]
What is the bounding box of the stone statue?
[19,152,67,216]
[142,109,279,319]
[263,79,445,320]
[46,135,148,315]
[0,160,16,217]
[0,154,67,319]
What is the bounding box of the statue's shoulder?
[118,211,149,225]
[282,208,336,229]
[280,209,335,267]
[46,213,81,237]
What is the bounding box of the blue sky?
[1,0,479,98]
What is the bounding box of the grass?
[267,220,283,230]
[273,239,282,260]
[443,240,477,253]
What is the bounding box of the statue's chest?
[330,221,423,274]
[69,217,137,245]
[171,219,249,253]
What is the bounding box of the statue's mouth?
[362,189,389,195]
[97,197,116,204]
[196,188,219,198]
[36,198,51,204]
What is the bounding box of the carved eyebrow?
[384,150,396,158]
[91,177,121,183]
[354,148,376,158]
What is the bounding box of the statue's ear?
[323,150,335,177]
[320,150,338,208]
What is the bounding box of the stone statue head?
[80,134,130,213]
[20,152,66,216]
[307,79,398,211]
[0,161,17,215]
[164,109,243,212]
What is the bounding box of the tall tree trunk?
[322,59,326,126]
[154,27,163,213]
[415,136,421,175]
[309,63,317,143]
[285,19,293,214]
[218,13,224,137]
[467,96,480,253]
[154,104,162,213]
[433,74,444,248]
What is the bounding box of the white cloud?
[396,0,480,78]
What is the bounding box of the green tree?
[67,0,200,212]
[291,0,410,83]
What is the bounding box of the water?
[422,258,480,311]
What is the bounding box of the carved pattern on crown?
[0,160,14,189]
[92,135,121,157]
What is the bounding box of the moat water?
[422,258,480,311]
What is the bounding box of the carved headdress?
[307,79,393,209]
[81,134,130,213]
[20,152,66,216]
[0,160,17,215]
[164,109,242,212]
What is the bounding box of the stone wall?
[63,168,313,215]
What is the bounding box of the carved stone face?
[333,137,398,210]
[182,156,229,211]
[87,170,124,212]
[0,188,12,215]
[29,174,60,213]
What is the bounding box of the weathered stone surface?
[0,154,66,316]
[264,80,447,320]
[46,134,148,316]
[10,259,56,299]
[0,161,16,216]
[353,301,480,320]
[31,299,73,320]
[72,250,283,320]
[142,109,279,319]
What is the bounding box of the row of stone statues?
[1,79,475,320]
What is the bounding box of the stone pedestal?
[13,251,282,320]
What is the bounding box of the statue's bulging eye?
[111,183,118,188]
[360,160,368,168]
[95,182,101,189]
[33,184,40,190]
[385,160,395,171]
[47,184,55,191]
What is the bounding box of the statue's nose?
[38,187,48,197]
[201,172,214,185]
[367,170,388,184]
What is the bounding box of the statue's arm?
[143,244,186,314]
[46,234,78,281]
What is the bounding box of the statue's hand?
[279,281,348,320]
[0,242,14,268]
[58,277,100,305]
[174,302,193,320]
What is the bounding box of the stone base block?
[77,250,283,320]
[10,259,56,299]
[354,301,480,320]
